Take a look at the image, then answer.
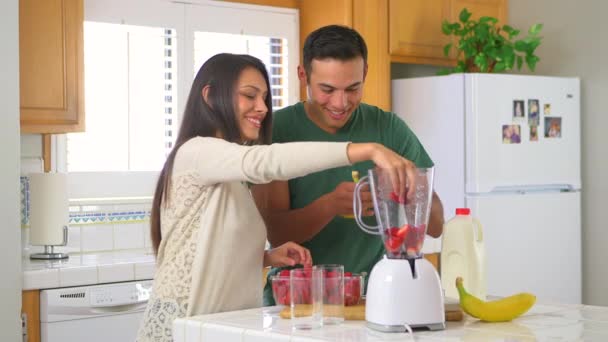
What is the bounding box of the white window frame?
[56,0,299,199]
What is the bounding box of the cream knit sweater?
[137,137,350,341]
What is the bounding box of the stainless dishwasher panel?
[40,280,153,342]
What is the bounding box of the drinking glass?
[290,267,323,330]
[319,264,345,325]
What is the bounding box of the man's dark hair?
[302,25,368,79]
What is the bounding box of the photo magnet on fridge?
[544,103,551,115]
[502,124,521,144]
[530,125,539,142]
[513,100,525,119]
[528,99,540,126]
[545,117,562,138]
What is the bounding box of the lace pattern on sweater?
[136,172,208,342]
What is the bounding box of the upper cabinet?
[299,0,391,111]
[389,0,452,64]
[389,0,508,64]
[20,0,85,133]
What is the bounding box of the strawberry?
[396,224,410,238]
[389,191,401,203]
[344,275,362,306]
[279,269,290,277]
[384,236,403,253]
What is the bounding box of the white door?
[467,191,581,304]
[465,74,581,193]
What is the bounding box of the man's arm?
[427,191,444,238]
[251,181,336,246]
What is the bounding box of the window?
[193,32,289,111]
[60,0,298,198]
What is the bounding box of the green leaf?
[500,45,515,67]
[474,23,490,42]
[443,43,453,57]
[459,8,472,23]
[442,20,451,35]
[529,23,543,35]
[494,62,506,72]
[526,54,540,71]
[437,68,452,76]
[516,55,524,70]
[450,23,461,31]
[514,40,527,52]
[474,53,488,72]
[510,29,521,38]
[482,16,498,25]
[455,61,466,73]
[502,25,514,34]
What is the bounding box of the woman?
[136,53,414,341]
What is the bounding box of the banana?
[342,171,361,219]
[456,277,536,322]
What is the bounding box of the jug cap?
[455,208,470,215]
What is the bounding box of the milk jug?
[441,208,486,300]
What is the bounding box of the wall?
[509,0,608,306]
[0,0,23,340]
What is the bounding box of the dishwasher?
[40,280,153,342]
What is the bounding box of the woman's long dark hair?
[150,53,273,255]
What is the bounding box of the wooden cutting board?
[280,303,463,321]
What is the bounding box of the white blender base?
[365,256,445,332]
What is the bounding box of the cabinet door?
[298,0,353,101]
[389,0,451,61]
[299,0,391,110]
[450,0,508,26]
[353,0,390,110]
[22,290,40,342]
[20,0,85,133]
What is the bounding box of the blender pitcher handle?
[353,176,381,235]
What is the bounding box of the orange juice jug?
[440,208,486,300]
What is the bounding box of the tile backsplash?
[20,176,152,255]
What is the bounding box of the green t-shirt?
[262,102,433,305]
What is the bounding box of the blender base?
[367,321,445,332]
[365,256,445,332]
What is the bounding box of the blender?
[354,167,445,332]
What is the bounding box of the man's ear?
[297,65,307,88]
[363,63,368,82]
[201,85,212,107]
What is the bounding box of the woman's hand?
[347,143,417,201]
[263,241,312,267]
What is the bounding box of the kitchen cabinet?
[389,0,508,64]
[22,290,41,342]
[19,0,85,133]
[298,0,391,110]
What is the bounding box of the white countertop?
[173,302,608,341]
[22,250,155,290]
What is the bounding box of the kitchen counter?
[22,250,155,290]
[173,302,608,341]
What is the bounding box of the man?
[253,25,444,305]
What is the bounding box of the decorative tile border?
[20,176,152,228]
[20,176,29,227]
[70,210,151,225]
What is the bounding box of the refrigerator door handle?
[486,184,578,194]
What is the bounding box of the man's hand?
[331,182,374,217]
[263,241,313,268]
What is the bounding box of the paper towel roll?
[29,173,69,246]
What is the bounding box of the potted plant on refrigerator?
[438,8,543,75]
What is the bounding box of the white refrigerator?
[393,73,581,304]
